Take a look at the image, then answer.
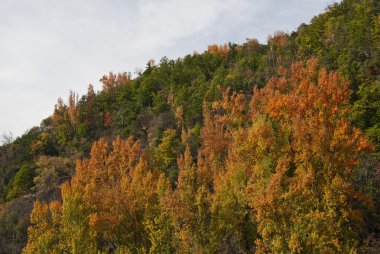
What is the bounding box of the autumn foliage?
[24,59,374,253]
[249,58,372,253]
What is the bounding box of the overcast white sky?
[0,0,336,139]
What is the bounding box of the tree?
[34,156,72,192]
[68,91,79,130]
[249,58,373,253]
[6,164,35,200]
[23,200,62,254]
[155,129,180,183]
[59,137,158,253]
[144,174,177,253]
[351,81,380,148]
[1,132,13,145]
[210,128,257,253]
[170,146,206,253]
[101,72,131,91]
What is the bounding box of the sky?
[0,0,337,140]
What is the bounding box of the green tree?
[155,129,180,182]
[6,164,35,200]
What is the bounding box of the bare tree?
[1,131,13,145]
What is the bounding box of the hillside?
[0,0,379,253]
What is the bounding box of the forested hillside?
[0,0,379,253]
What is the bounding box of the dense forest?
[0,0,379,253]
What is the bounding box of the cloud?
[0,0,335,138]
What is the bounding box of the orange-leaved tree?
[25,136,161,253]
[249,58,373,253]
[62,136,158,252]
